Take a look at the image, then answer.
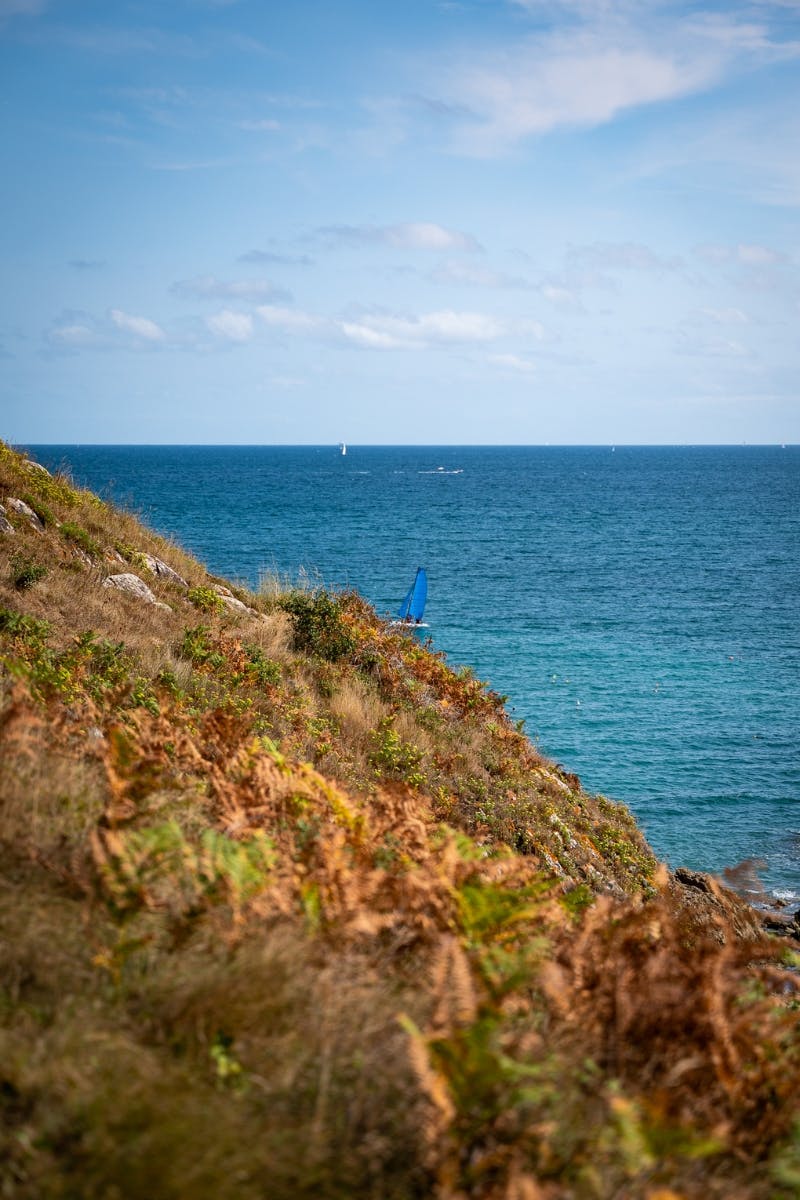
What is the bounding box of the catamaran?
[391,566,428,628]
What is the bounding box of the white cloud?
[172,275,290,302]
[675,331,751,357]
[567,242,682,272]
[541,282,583,309]
[257,305,325,333]
[694,242,787,266]
[317,221,482,253]
[430,259,529,288]
[489,353,537,373]
[342,310,504,349]
[110,308,166,341]
[435,10,800,154]
[698,306,749,324]
[238,119,281,132]
[257,302,547,352]
[206,310,253,342]
[737,243,785,265]
[47,321,103,349]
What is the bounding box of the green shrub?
[20,492,56,527]
[279,590,356,662]
[0,606,51,647]
[115,541,149,570]
[188,586,225,615]
[245,646,282,687]
[60,521,102,557]
[368,717,425,788]
[179,625,225,669]
[9,553,49,590]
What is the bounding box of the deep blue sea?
[28,445,800,901]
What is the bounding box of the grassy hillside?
[1,439,799,1200]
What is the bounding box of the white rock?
[23,459,51,475]
[103,572,171,611]
[7,497,44,531]
[212,584,257,614]
[0,503,14,535]
[142,553,188,589]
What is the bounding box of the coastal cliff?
[1,440,798,1199]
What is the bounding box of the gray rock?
[23,459,51,475]
[7,497,44,531]
[212,584,257,615]
[0,503,14,535]
[142,553,188,589]
[103,572,171,611]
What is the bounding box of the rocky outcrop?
[0,504,14,535]
[102,572,171,611]
[6,497,44,531]
[143,553,189,590]
[670,867,765,942]
[213,583,257,615]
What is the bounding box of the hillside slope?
[1,440,798,1200]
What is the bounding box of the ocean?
[28,444,800,902]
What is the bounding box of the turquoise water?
[29,444,800,900]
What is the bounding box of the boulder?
[7,497,44,531]
[142,553,188,589]
[212,583,257,615]
[23,459,51,475]
[0,503,14,535]
[102,572,171,611]
[671,867,765,942]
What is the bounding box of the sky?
[1,0,799,445]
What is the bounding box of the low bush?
[60,521,102,557]
[9,553,49,590]
[279,590,356,662]
[188,585,225,615]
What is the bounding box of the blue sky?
[1,0,799,444]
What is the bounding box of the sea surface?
[28,444,800,902]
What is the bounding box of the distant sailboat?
[339,442,347,456]
[391,567,428,629]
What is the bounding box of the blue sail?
[398,567,427,621]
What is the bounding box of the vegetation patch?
[59,520,102,558]
[0,438,797,1200]
[9,552,49,590]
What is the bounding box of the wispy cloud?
[429,259,529,288]
[489,352,537,373]
[238,118,281,132]
[45,311,106,352]
[697,306,749,324]
[675,330,751,357]
[44,24,202,57]
[110,308,166,341]
[567,242,683,273]
[434,7,800,154]
[256,303,546,351]
[68,258,105,271]
[316,221,483,253]
[257,305,326,334]
[239,248,314,267]
[206,309,254,342]
[171,275,291,302]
